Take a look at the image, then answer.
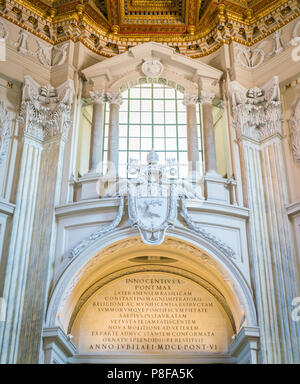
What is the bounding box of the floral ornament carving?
[70,196,125,258]
[290,97,300,164]
[18,76,74,141]
[14,30,31,55]
[235,45,265,70]
[230,77,282,141]
[141,60,164,78]
[0,101,13,165]
[35,40,69,67]
[180,197,236,260]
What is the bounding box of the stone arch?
[46,226,257,337]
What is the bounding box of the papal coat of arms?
[127,150,177,245]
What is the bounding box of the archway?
[44,228,259,364]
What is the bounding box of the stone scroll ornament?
[70,196,125,258]
[180,196,236,259]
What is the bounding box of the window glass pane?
[141,137,153,151]
[141,100,152,111]
[129,137,140,150]
[179,165,188,179]
[165,138,177,151]
[119,165,127,178]
[153,87,164,99]
[119,125,128,136]
[178,138,187,150]
[120,99,128,111]
[119,152,128,164]
[179,152,188,164]
[122,90,129,99]
[178,125,187,137]
[177,100,186,112]
[130,99,140,111]
[130,112,140,124]
[141,125,152,137]
[129,87,140,98]
[165,125,177,137]
[177,112,186,124]
[153,100,164,112]
[165,88,175,99]
[165,112,176,124]
[141,87,152,99]
[154,125,165,137]
[130,125,140,137]
[142,112,152,124]
[119,138,127,150]
[154,138,165,151]
[154,112,164,124]
[165,99,176,111]
[119,112,128,124]
[140,152,148,164]
[106,83,204,178]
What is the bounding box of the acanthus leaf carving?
[35,40,69,68]
[235,45,265,70]
[230,77,282,141]
[18,76,74,141]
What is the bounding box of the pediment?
[81,42,223,93]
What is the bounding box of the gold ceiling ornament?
[0,0,299,59]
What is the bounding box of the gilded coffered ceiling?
[0,0,299,58]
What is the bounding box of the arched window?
[102,83,204,178]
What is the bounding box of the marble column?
[0,76,74,364]
[89,90,105,173]
[200,91,218,175]
[183,95,200,177]
[106,93,122,176]
[230,78,300,364]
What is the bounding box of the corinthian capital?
[19,76,74,141]
[199,91,215,105]
[183,94,199,106]
[230,77,281,141]
[106,92,123,106]
[90,90,106,104]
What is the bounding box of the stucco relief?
[18,76,74,141]
[0,101,13,165]
[230,77,282,141]
[290,97,300,163]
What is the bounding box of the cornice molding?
[0,0,299,59]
